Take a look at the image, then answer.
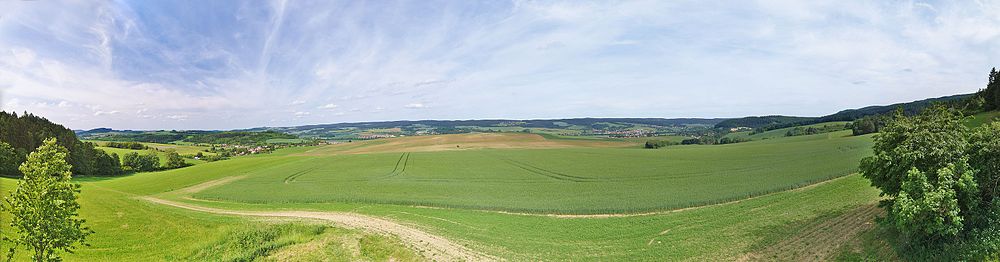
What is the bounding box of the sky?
[1,1,998,130]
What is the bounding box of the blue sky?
[1,1,998,130]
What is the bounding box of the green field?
[4,130,889,260]
[193,131,869,214]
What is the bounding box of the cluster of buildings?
[591,129,653,138]
[358,134,397,140]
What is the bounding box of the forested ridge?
[0,111,121,177]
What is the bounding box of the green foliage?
[984,68,999,110]
[860,106,1000,259]
[3,138,90,261]
[0,142,20,177]
[0,112,126,177]
[714,115,815,129]
[120,151,160,173]
[860,107,969,198]
[892,163,977,240]
[643,140,677,149]
[851,115,889,136]
[103,141,147,150]
[163,150,189,169]
[969,122,1000,206]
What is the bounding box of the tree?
[968,122,1000,210]
[0,141,20,177]
[91,150,122,177]
[163,150,188,169]
[120,151,159,173]
[986,68,999,110]
[3,138,90,261]
[859,106,1000,259]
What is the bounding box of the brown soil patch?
[298,133,632,156]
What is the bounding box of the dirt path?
[739,204,881,261]
[145,176,497,261]
[175,175,246,194]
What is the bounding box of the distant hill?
[251,118,727,131]
[814,94,974,123]
[247,118,729,139]
[714,94,975,130]
[714,116,815,129]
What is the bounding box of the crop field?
[191,131,870,214]
[6,128,888,260]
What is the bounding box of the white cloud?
[93,110,119,116]
[293,111,310,117]
[166,114,188,120]
[404,103,427,109]
[0,1,996,129]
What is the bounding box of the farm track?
[740,204,881,261]
[144,197,496,262]
[146,176,497,262]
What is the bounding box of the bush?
[121,151,160,172]
[860,106,1000,259]
[644,140,678,149]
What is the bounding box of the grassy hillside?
[966,110,1000,128]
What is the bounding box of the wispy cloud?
[0,1,997,130]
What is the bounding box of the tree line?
[0,112,119,177]
[0,111,191,178]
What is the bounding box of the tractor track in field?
[384,152,411,179]
[282,167,319,184]
[146,176,497,262]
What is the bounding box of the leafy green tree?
[3,138,90,261]
[0,141,20,177]
[892,162,978,241]
[91,150,122,177]
[969,122,1000,209]
[860,107,969,198]
[164,150,188,169]
[120,151,160,172]
[860,106,1000,259]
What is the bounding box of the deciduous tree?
[3,138,90,261]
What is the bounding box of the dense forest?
[80,129,300,145]
[714,116,815,129]
[0,112,121,177]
